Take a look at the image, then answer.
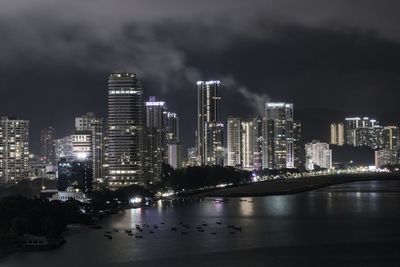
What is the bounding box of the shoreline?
[197,173,400,198]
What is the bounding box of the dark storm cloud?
[1,0,400,150]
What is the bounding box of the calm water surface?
[2,180,400,266]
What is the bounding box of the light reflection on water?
[2,180,400,267]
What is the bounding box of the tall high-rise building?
[168,143,182,169]
[55,135,74,161]
[75,112,104,180]
[375,149,399,167]
[145,97,168,183]
[293,121,304,169]
[344,117,361,145]
[253,116,264,171]
[354,125,385,149]
[41,126,56,164]
[263,103,294,169]
[330,123,344,146]
[383,126,399,150]
[305,141,332,170]
[107,73,145,187]
[0,117,29,184]
[166,112,179,143]
[206,122,224,166]
[72,131,92,161]
[166,112,181,169]
[196,80,221,165]
[227,117,241,167]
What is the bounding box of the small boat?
[171,227,177,231]
[135,235,143,239]
[210,232,217,235]
[201,223,208,227]
[181,232,188,235]
[216,222,222,225]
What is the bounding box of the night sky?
[1,0,400,153]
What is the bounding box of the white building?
[305,140,332,170]
[168,142,182,169]
[55,135,74,161]
[227,117,241,167]
[72,131,92,161]
[330,123,344,146]
[263,102,294,169]
[50,187,89,202]
[375,149,398,167]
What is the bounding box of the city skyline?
[2,1,400,154]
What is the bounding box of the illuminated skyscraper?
[293,121,304,169]
[41,126,56,164]
[206,122,224,166]
[196,80,221,165]
[55,135,74,161]
[107,73,145,187]
[165,112,181,169]
[72,131,92,161]
[375,149,399,167]
[305,140,332,170]
[263,103,294,169]
[145,96,168,183]
[75,112,104,180]
[241,118,263,170]
[0,117,29,184]
[227,117,241,167]
[330,123,344,146]
[166,112,179,143]
[383,126,399,150]
[344,117,361,145]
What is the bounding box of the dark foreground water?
[2,180,400,267]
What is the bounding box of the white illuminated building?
[263,102,294,169]
[305,140,332,170]
[330,123,344,146]
[196,80,221,166]
[75,112,104,180]
[72,131,92,161]
[375,149,398,168]
[55,135,74,161]
[227,117,241,167]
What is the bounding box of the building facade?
[263,103,294,169]
[107,73,145,187]
[0,117,29,184]
[206,122,224,166]
[196,80,221,165]
[145,97,168,184]
[41,126,56,164]
[227,117,241,167]
[305,140,332,170]
[375,149,399,167]
[75,112,104,180]
[330,123,344,146]
[55,135,74,162]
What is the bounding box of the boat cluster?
[101,219,243,240]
